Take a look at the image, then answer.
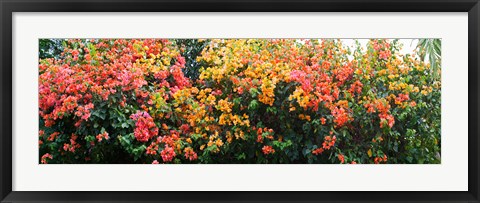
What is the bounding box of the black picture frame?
[1,0,479,202]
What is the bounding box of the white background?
[12,13,468,191]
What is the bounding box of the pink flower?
[130,111,159,142]
[379,50,392,60]
[146,142,159,155]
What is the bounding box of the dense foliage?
[39,39,441,164]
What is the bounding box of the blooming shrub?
[39,39,441,164]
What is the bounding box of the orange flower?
[47,132,60,141]
[410,101,417,107]
[40,153,53,164]
[331,107,351,127]
[320,117,326,125]
[312,148,324,155]
[96,131,109,142]
[322,135,337,150]
[262,145,275,155]
[337,154,345,164]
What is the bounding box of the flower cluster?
[130,111,159,142]
[262,145,275,155]
[41,153,53,164]
[39,39,441,164]
[96,131,109,142]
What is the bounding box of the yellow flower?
[218,113,230,125]
[226,131,233,143]
[258,78,276,106]
[416,65,425,72]
[215,139,224,147]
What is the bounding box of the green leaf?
[236,153,246,160]
[248,100,259,110]
[393,143,399,152]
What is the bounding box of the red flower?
[262,145,275,155]
[331,107,351,127]
[379,113,395,128]
[312,148,324,155]
[374,155,388,164]
[322,135,337,150]
[256,128,264,143]
[130,111,159,142]
[96,131,109,142]
[41,153,53,164]
[320,118,326,125]
[71,49,79,61]
[179,124,190,134]
[348,80,363,95]
[237,87,244,94]
[337,154,345,164]
[184,147,198,161]
[146,142,159,155]
[47,132,60,141]
[379,50,392,60]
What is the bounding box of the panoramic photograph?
[38,38,441,164]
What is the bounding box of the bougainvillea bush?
[38,39,441,164]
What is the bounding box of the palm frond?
[416,39,441,79]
